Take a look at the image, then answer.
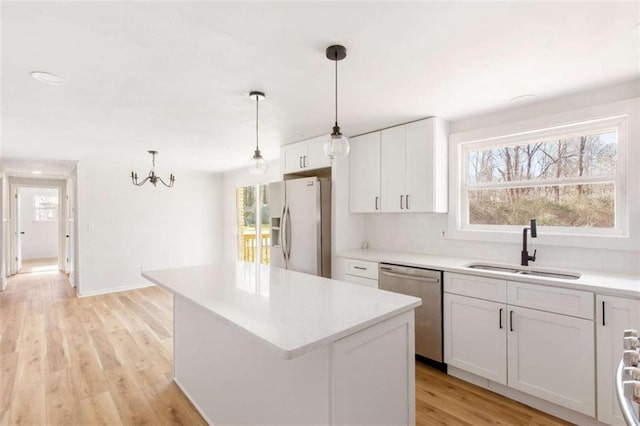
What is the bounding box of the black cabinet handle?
[375,196,379,210]
[299,156,303,169]
[602,301,606,326]
[499,308,503,329]
[304,156,307,168]
[353,266,367,270]
[400,195,404,210]
[406,194,410,209]
[509,310,514,332]
[20,231,25,235]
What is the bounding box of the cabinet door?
[443,293,507,384]
[596,295,640,425]
[405,119,433,212]
[380,125,406,212]
[349,132,381,213]
[282,143,308,174]
[507,306,595,416]
[305,135,331,170]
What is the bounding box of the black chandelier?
[131,150,175,188]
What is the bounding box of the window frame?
[448,99,636,250]
[33,195,59,223]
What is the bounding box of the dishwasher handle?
[379,270,440,283]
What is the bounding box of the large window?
[458,115,627,237]
[236,184,270,265]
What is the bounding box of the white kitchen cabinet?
[596,295,640,425]
[282,135,331,174]
[380,118,449,213]
[443,272,596,417]
[444,293,507,384]
[349,132,381,213]
[507,306,595,416]
[380,125,406,212]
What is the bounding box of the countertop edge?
[338,249,640,300]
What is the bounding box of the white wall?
[77,158,223,296]
[18,187,59,260]
[362,81,640,276]
[221,160,281,263]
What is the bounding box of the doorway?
[16,187,60,273]
[9,178,68,277]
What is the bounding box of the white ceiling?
[2,1,638,173]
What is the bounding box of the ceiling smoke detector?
[30,71,65,85]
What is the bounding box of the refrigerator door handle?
[280,204,288,260]
[285,206,292,261]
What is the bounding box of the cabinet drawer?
[344,274,378,289]
[346,260,379,280]
[507,282,594,319]
[444,273,507,303]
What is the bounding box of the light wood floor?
[18,258,58,274]
[0,272,571,425]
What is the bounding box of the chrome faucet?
[521,219,537,266]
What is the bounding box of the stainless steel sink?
[465,263,581,280]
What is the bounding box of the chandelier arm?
[133,176,150,186]
[156,176,174,188]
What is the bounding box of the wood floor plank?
[67,341,110,398]
[0,352,18,413]
[8,384,45,426]
[89,328,122,371]
[79,391,123,426]
[45,369,82,425]
[105,366,161,425]
[119,295,172,339]
[45,327,68,373]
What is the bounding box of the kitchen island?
[142,262,421,425]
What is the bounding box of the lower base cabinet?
[444,274,595,417]
[596,294,640,425]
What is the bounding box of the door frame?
[9,177,67,275]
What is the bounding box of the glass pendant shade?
[248,149,267,175]
[324,131,350,159]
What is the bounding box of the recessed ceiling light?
[32,170,42,175]
[30,71,65,85]
[510,94,537,104]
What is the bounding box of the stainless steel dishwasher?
[379,263,443,364]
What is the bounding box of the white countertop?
[338,249,640,299]
[142,262,421,360]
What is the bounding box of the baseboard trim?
[448,366,604,426]
[77,282,154,298]
[173,378,215,426]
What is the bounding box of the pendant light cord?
[334,53,338,126]
[255,95,259,151]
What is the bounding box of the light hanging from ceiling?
[131,150,175,187]
[324,45,350,159]
[248,90,268,175]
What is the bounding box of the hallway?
[0,271,205,425]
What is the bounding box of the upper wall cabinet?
[350,117,449,213]
[349,132,381,212]
[282,135,331,174]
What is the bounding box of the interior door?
[285,177,319,275]
[15,189,22,273]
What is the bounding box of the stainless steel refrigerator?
[268,177,331,277]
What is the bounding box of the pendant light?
[324,45,350,159]
[248,91,268,175]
